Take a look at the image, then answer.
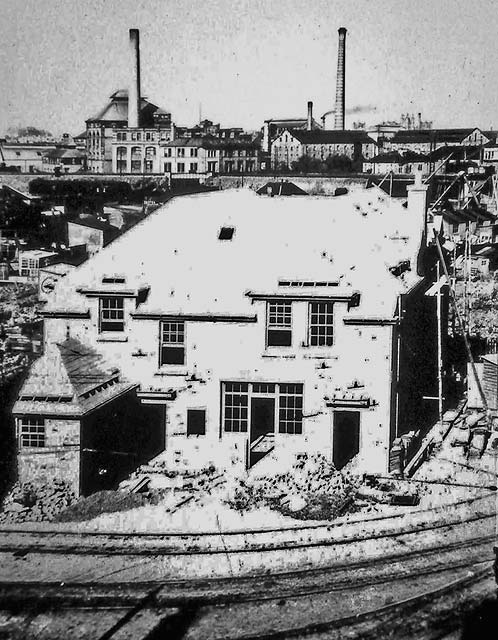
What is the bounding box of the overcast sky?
[1,0,497,135]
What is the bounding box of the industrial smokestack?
[307,101,313,131]
[334,27,347,131]
[128,28,141,129]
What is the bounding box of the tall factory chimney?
[334,27,347,131]
[128,28,141,129]
[307,101,313,131]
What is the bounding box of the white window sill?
[97,335,128,343]
[154,368,188,377]
[302,351,337,359]
[262,352,296,359]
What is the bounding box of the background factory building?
[13,181,445,494]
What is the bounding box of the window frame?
[159,320,185,366]
[17,417,45,448]
[266,300,292,347]
[308,301,334,347]
[221,381,303,435]
[99,296,125,333]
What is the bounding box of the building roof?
[428,145,482,162]
[13,338,136,417]
[366,177,413,198]
[46,188,426,322]
[288,129,376,145]
[69,216,119,233]
[391,128,492,145]
[256,181,308,196]
[367,150,429,164]
[44,147,86,160]
[19,249,58,259]
[86,90,169,125]
[163,136,259,150]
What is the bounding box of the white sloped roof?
[45,187,424,319]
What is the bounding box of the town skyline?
[1,0,498,136]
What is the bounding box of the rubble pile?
[0,480,77,523]
[121,460,224,493]
[225,453,360,521]
[450,410,495,457]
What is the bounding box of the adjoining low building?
[42,147,87,174]
[14,181,446,493]
[271,129,377,170]
[12,339,164,495]
[0,140,56,173]
[18,249,58,281]
[67,216,121,256]
[363,150,430,175]
[386,128,496,155]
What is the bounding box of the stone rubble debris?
[224,453,361,520]
[0,480,77,523]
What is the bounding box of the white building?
[18,249,58,280]
[13,183,443,494]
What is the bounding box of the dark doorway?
[249,397,275,467]
[251,397,275,442]
[333,411,360,470]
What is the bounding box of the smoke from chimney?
[334,27,347,131]
[128,28,141,129]
[307,101,313,131]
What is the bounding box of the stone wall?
[17,418,80,494]
[212,174,369,195]
[0,172,370,197]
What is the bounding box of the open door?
[249,397,275,467]
[333,410,360,470]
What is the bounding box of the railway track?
[1,493,496,637]
[2,525,497,637]
[0,490,494,556]
[1,532,495,607]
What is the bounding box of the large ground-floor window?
[221,382,303,434]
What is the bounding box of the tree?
[291,155,322,174]
[323,154,354,174]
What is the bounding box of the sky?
[0,0,497,136]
